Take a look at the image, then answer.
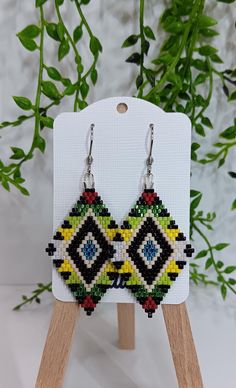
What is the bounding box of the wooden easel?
[36,301,203,388]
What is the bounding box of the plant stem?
[0,113,35,130]
[202,141,236,164]
[138,0,145,98]
[55,1,80,62]
[34,6,45,141]
[13,282,52,310]
[164,0,204,111]
[144,0,202,99]
[194,58,213,122]
[74,0,93,38]
[73,0,100,111]
[193,222,236,295]
[55,0,81,112]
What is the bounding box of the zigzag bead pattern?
[46,187,194,318]
[46,188,117,315]
[109,189,194,318]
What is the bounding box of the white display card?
[53,96,191,304]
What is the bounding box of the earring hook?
[84,123,95,189]
[144,123,154,190]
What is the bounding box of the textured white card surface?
[52,96,191,304]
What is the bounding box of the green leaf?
[205,258,213,270]
[136,74,143,89]
[80,81,89,99]
[1,176,10,192]
[165,21,183,33]
[214,243,229,251]
[191,143,200,152]
[46,66,61,81]
[77,64,84,73]
[191,142,200,161]
[228,278,236,285]
[78,100,88,110]
[145,68,155,87]
[190,189,201,197]
[125,52,141,65]
[228,91,236,101]
[18,186,30,196]
[64,84,76,96]
[89,36,102,56]
[144,26,155,40]
[195,95,206,107]
[190,193,202,211]
[33,135,46,153]
[167,72,182,88]
[57,22,65,41]
[18,25,40,39]
[61,78,71,87]
[90,69,98,85]
[218,158,225,168]
[73,26,83,43]
[142,40,150,55]
[211,54,223,63]
[35,0,48,6]
[220,125,236,139]
[15,177,25,184]
[224,266,236,274]
[195,124,205,136]
[201,116,213,128]
[153,53,173,66]
[194,73,208,86]
[220,284,227,300]
[55,0,64,5]
[40,116,54,129]
[231,198,236,210]
[199,45,217,56]
[58,38,70,61]
[192,59,208,72]
[200,28,219,37]
[228,171,236,178]
[195,250,208,259]
[41,81,61,100]
[213,142,224,148]
[18,36,37,51]
[10,147,25,160]
[199,15,217,28]
[217,0,235,3]
[217,261,224,269]
[46,23,60,41]
[13,96,32,110]
[122,34,139,48]
[81,0,90,3]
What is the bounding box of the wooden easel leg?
[117,303,135,349]
[36,300,79,388]
[162,303,203,388]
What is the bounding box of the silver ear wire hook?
[84,124,95,189]
[146,123,154,175]
[144,124,154,189]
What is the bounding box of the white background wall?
[0,0,235,288]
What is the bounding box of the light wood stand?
[36,301,203,388]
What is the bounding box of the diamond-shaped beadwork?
[46,189,116,315]
[108,189,194,318]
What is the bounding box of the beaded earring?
[110,124,194,317]
[46,124,117,315]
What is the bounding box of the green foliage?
[0,0,102,198]
[13,282,52,310]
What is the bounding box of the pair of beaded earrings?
[46,124,194,318]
